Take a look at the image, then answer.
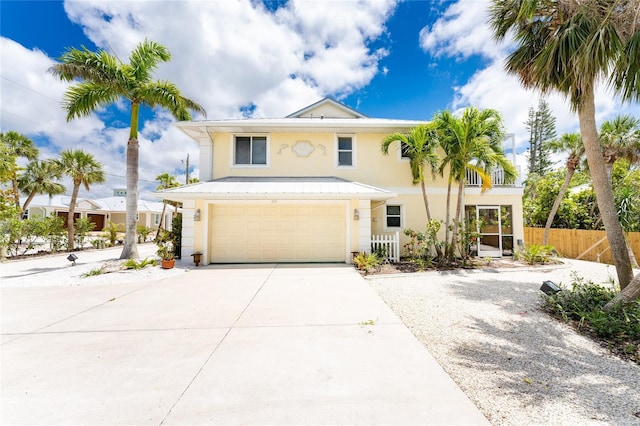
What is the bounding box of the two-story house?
[160,98,524,265]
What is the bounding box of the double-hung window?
[337,136,354,167]
[386,205,402,228]
[235,136,267,166]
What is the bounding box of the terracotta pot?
[161,259,175,269]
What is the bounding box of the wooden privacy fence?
[524,227,640,265]
[371,232,400,262]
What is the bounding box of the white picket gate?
[371,232,400,262]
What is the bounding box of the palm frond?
[128,39,171,82]
[63,83,121,121]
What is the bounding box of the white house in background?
[21,189,173,231]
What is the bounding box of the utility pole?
[182,154,189,185]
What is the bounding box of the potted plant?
[156,230,175,269]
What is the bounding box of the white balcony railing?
[465,166,522,187]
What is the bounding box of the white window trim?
[230,134,270,168]
[335,134,357,168]
[383,202,404,231]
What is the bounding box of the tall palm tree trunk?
[120,136,140,259]
[449,179,464,261]
[542,166,575,245]
[419,180,432,221]
[420,179,443,259]
[22,192,37,214]
[445,174,453,258]
[579,89,634,289]
[67,183,80,250]
[11,178,21,212]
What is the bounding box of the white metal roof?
[155,177,396,201]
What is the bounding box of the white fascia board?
[155,192,397,202]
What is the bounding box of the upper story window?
[234,135,267,166]
[400,142,411,160]
[337,135,355,167]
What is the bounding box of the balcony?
[465,165,522,188]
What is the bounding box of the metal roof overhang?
[154,177,397,202]
[175,118,424,139]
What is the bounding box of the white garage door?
[209,203,347,263]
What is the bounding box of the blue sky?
[1,0,637,198]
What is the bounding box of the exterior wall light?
[353,209,359,221]
[194,208,201,221]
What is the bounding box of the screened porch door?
[477,206,502,257]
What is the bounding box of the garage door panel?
[210,204,346,263]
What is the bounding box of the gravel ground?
[0,243,189,287]
[368,259,640,426]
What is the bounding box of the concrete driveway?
[1,263,489,425]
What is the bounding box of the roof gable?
[286,97,367,119]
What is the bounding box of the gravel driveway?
[367,259,640,426]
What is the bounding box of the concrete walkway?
[1,262,489,425]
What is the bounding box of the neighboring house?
[162,98,524,264]
[22,189,172,231]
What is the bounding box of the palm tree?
[49,39,206,259]
[542,133,585,245]
[17,159,66,214]
[433,107,517,260]
[381,124,442,257]
[56,149,105,250]
[489,0,639,292]
[599,116,640,268]
[0,131,39,211]
[381,124,440,220]
[599,115,640,183]
[154,172,179,239]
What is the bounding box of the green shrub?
[122,257,157,270]
[540,274,640,363]
[74,217,96,249]
[353,252,382,274]
[517,244,557,265]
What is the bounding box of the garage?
[209,203,346,263]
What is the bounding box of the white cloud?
[2,0,398,199]
[420,0,639,170]
[419,0,507,60]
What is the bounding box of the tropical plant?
[122,257,157,270]
[155,229,175,261]
[381,124,442,257]
[49,39,206,260]
[542,133,585,244]
[0,131,39,211]
[154,172,179,239]
[489,0,639,296]
[17,159,65,214]
[352,252,382,275]
[102,221,124,246]
[56,149,105,250]
[432,107,516,260]
[136,225,153,243]
[381,124,440,220]
[599,115,640,183]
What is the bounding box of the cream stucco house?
[160,98,524,264]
